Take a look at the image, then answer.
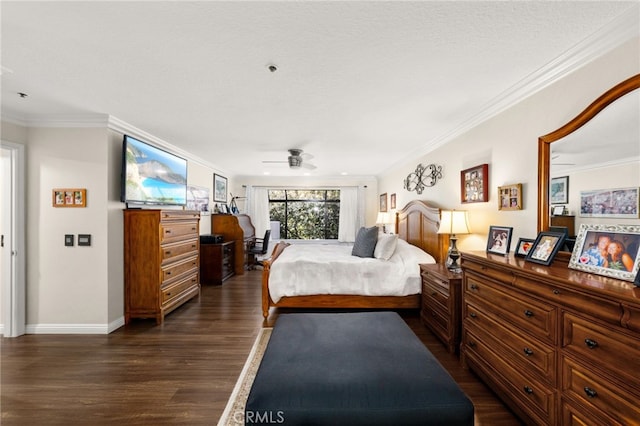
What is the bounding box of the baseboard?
[25,316,126,335]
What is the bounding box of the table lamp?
[438,210,471,273]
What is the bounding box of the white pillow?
[374,234,399,260]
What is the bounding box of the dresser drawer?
[462,259,515,285]
[421,271,451,295]
[422,280,449,312]
[161,238,199,264]
[465,302,556,384]
[161,273,199,305]
[561,356,640,425]
[422,301,449,337]
[562,312,640,381]
[512,275,622,327]
[161,255,199,283]
[160,211,200,221]
[465,273,557,344]
[464,328,556,424]
[561,401,613,426]
[160,222,199,243]
[623,303,640,334]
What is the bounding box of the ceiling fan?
[262,149,317,170]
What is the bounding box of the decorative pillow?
[351,226,379,258]
[374,234,399,260]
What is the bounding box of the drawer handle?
[166,271,172,276]
[584,338,599,349]
[470,284,478,290]
[165,230,171,234]
[165,251,171,255]
[523,347,534,356]
[468,341,476,348]
[469,312,477,318]
[523,386,534,395]
[192,244,196,248]
[166,292,171,297]
[584,387,598,398]
[553,289,560,295]
[431,291,437,296]
[524,310,534,318]
[191,227,196,231]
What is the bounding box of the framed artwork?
[525,231,566,266]
[498,183,522,211]
[379,193,388,212]
[52,188,86,207]
[550,176,569,204]
[461,164,489,203]
[515,238,535,258]
[579,187,639,218]
[214,174,228,203]
[186,185,210,215]
[390,193,396,209]
[552,205,565,216]
[486,225,513,256]
[569,224,640,282]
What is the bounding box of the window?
[268,189,340,239]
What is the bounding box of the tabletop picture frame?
[486,225,513,256]
[514,238,535,258]
[461,164,489,203]
[525,231,566,266]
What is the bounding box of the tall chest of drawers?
[460,251,640,426]
[124,209,201,324]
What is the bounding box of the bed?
[245,311,474,425]
[260,200,449,318]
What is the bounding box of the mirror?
[538,74,640,254]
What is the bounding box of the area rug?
[217,328,272,426]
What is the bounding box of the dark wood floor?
[1,271,522,425]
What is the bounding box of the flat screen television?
[121,135,188,206]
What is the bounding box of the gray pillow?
[352,226,379,258]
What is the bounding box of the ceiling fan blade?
[262,160,288,164]
[301,162,317,170]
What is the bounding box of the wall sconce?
[437,210,471,273]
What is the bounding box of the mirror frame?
[537,74,640,240]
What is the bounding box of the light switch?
[78,234,91,246]
[65,234,74,247]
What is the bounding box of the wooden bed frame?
[260,200,449,318]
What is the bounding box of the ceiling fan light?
[288,156,302,168]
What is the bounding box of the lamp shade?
[438,210,471,235]
[376,212,389,224]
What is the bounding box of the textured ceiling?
[1,1,637,177]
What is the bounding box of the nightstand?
[420,263,462,354]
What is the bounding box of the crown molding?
[382,4,640,177]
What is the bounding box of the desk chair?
[247,230,271,270]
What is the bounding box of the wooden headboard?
[395,200,449,264]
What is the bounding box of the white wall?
[379,38,640,253]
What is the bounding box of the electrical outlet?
[65,234,74,247]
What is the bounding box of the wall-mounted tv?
[121,135,188,206]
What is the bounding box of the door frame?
[1,141,26,337]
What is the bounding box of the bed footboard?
[261,241,290,319]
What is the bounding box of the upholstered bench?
[245,312,474,425]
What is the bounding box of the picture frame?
[213,174,228,203]
[550,176,569,204]
[461,164,489,203]
[552,205,565,216]
[579,187,639,218]
[186,185,210,215]
[52,188,86,208]
[390,193,396,210]
[379,193,388,212]
[498,183,522,211]
[568,224,640,282]
[486,225,513,256]
[514,238,535,258]
[525,231,566,266]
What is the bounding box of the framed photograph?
[550,176,569,204]
[486,226,513,256]
[569,224,640,282]
[525,231,566,266]
[498,183,522,211]
[579,187,639,218]
[515,238,535,258]
[461,164,489,203]
[52,188,86,207]
[213,174,228,203]
[390,193,396,210]
[379,193,388,212]
[186,185,210,215]
[552,205,565,216]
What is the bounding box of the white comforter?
[268,239,436,303]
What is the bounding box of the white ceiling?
[2,1,638,178]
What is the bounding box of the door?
[1,142,25,337]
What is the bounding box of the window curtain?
[246,186,271,239]
[338,186,360,242]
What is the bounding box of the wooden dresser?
[460,251,640,425]
[200,241,235,285]
[420,263,462,354]
[124,209,201,324]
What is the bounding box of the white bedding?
[268,239,436,303]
